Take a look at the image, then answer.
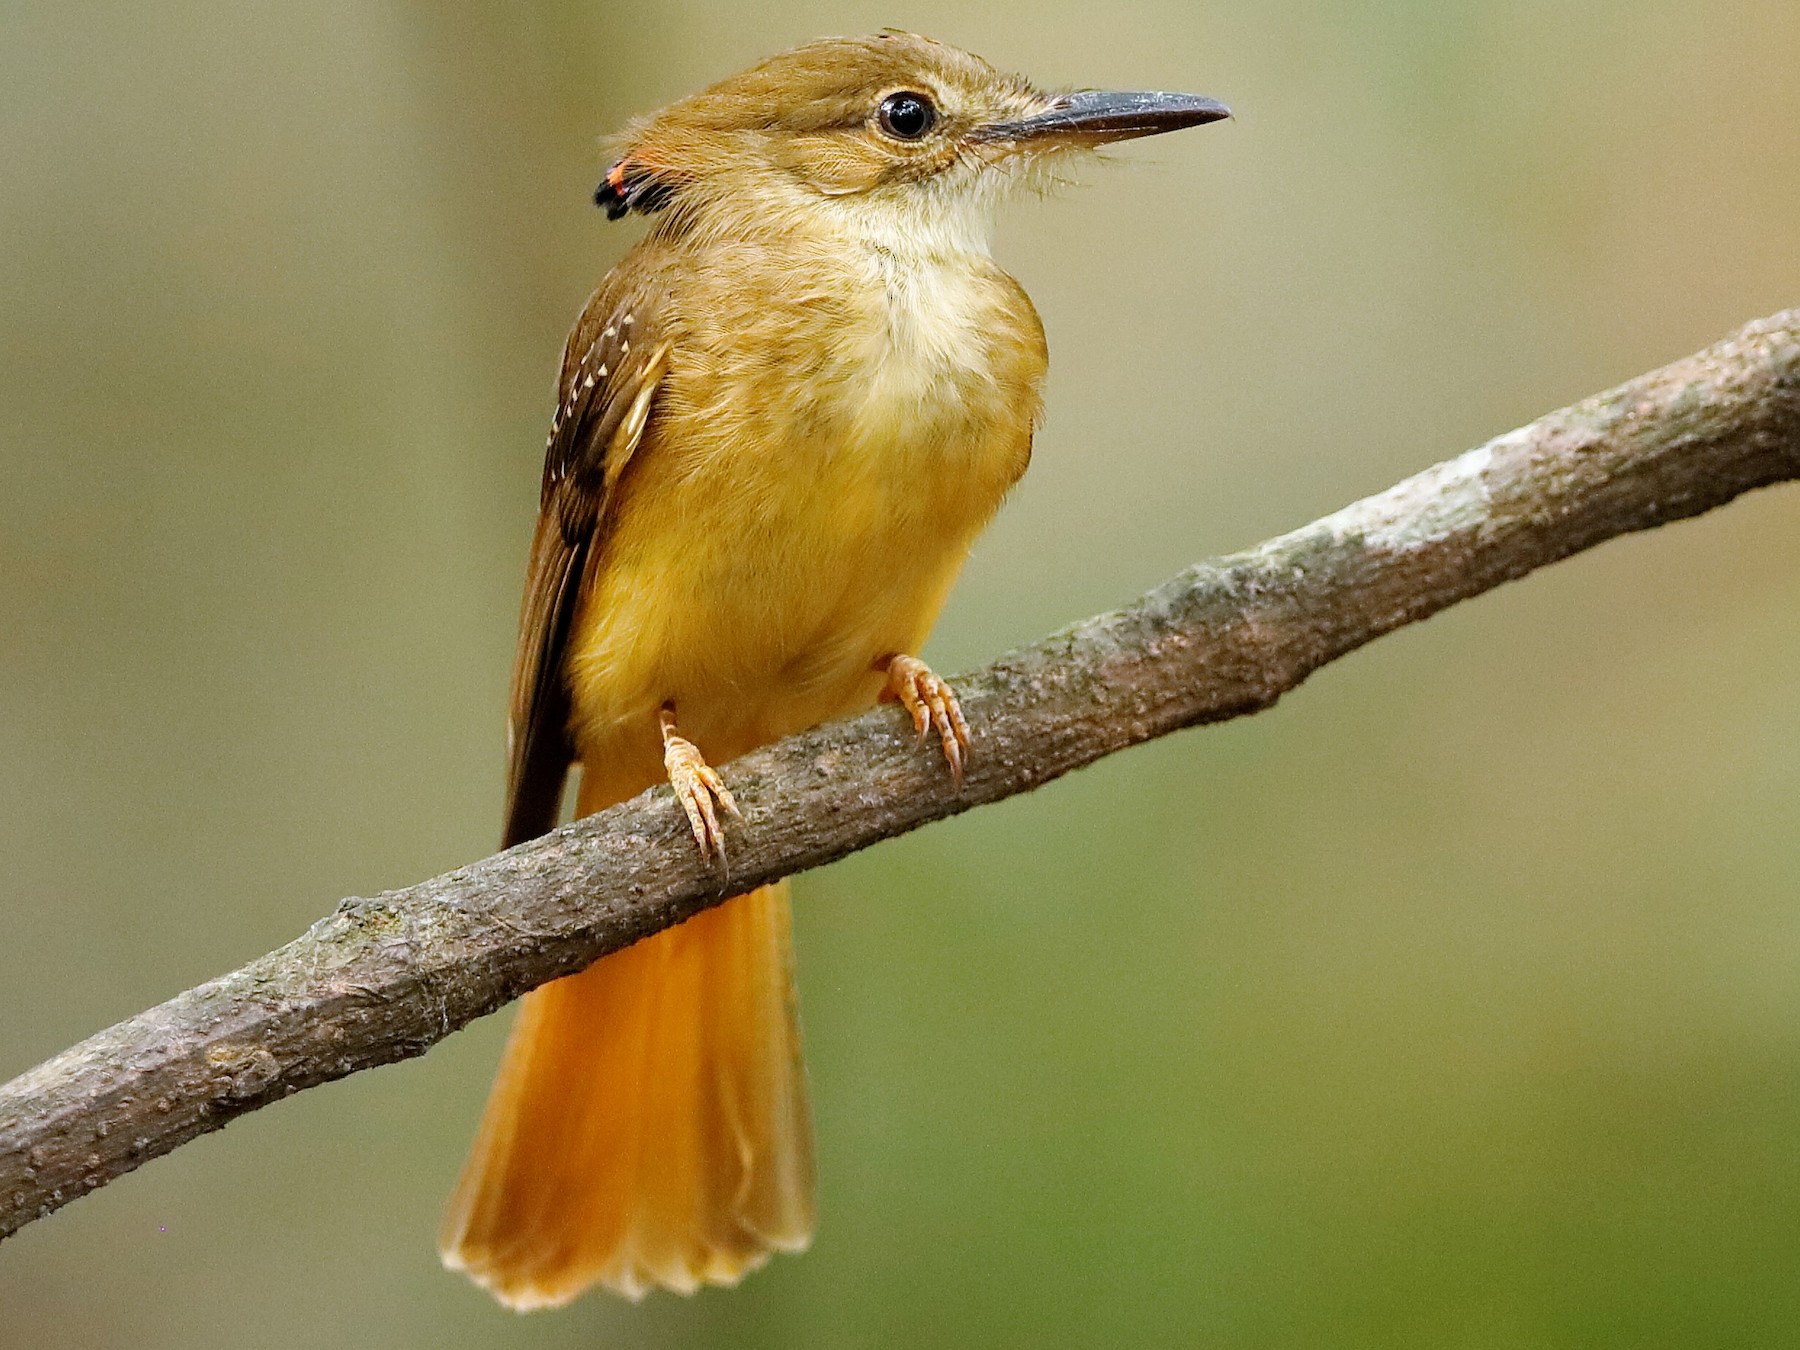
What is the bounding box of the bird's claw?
[660,713,740,867]
[880,653,971,786]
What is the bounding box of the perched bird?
[439,31,1228,1309]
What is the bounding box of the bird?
[438,31,1228,1309]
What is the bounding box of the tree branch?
[4,311,1798,1243]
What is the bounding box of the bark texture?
[3,310,1797,1242]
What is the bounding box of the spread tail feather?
[439,881,815,1307]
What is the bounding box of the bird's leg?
[877,653,971,786]
[659,702,741,865]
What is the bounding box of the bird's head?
[595,32,1228,249]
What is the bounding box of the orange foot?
[878,653,971,786]
[659,703,740,865]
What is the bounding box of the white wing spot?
[583,374,596,389]
[597,365,608,378]
[602,326,615,339]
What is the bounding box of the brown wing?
[503,274,672,848]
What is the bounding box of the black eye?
[877,91,937,140]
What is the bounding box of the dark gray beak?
[975,90,1231,145]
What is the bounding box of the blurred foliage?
[3,1,1798,1346]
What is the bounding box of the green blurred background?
[3,0,1799,1345]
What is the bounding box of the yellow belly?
[567,402,1026,800]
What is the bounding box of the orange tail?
[439,881,815,1307]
